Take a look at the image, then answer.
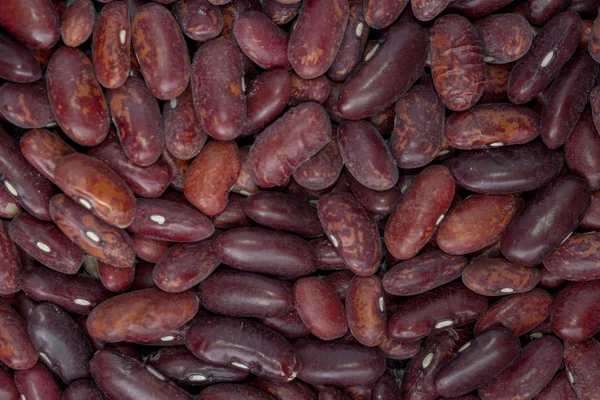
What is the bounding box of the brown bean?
[462,258,540,296]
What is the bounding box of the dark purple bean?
[251,376,317,400]
[163,88,207,161]
[563,339,600,400]
[11,292,38,323]
[0,81,54,129]
[212,194,253,229]
[551,280,600,342]
[262,0,300,24]
[0,34,42,83]
[536,371,579,400]
[539,265,567,289]
[174,0,223,42]
[346,174,399,215]
[0,184,20,219]
[544,232,600,281]
[293,139,344,192]
[481,63,512,103]
[14,363,62,400]
[63,380,105,400]
[475,14,533,64]
[0,366,19,400]
[198,384,276,400]
[371,370,401,400]
[527,0,572,25]
[241,70,291,136]
[221,0,262,38]
[289,73,330,106]
[0,222,21,295]
[462,258,540,296]
[0,300,38,370]
[564,108,600,190]
[132,260,157,290]
[260,305,312,339]
[364,0,409,29]
[0,0,59,49]
[98,261,134,293]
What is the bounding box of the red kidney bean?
[475,288,553,336]
[174,0,223,41]
[527,0,572,25]
[9,212,84,275]
[47,47,111,147]
[481,63,512,103]
[0,366,19,400]
[87,288,198,343]
[231,147,260,195]
[199,269,292,317]
[383,251,468,296]
[437,194,522,255]
[20,266,113,315]
[391,85,444,169]
[0,300,37,370]
[61,0,95,48]
[345,275,386,347]
[385,165,455,260]
[90,349,193,400]
[0,222,21,295]
[27,302,92,384]
[184,140,240,216]
[364,0,409,29]
[317,192,381,276]
[328,0,368,81]
[0,35,42,83]
[367,103,396,137]
[92,1,131,89]
[221,0,261,38]
[338,21,427,120]
[475,14,533,64]
[11,291,38,323]
[415,0,454,20]
[324,81,345,123]
[563,339,600,400]
[0,184,20,219]
[241,70,290,136]
[501,175,590,266]
[0,0,59,49]
[263,0,300,24]
[338,121,398,191]
[127,198,214,243]
[260,305,311,339]
[564,108,600,190]
[293,276,348,340]
[346,174,399,215]
[98,261,134,292]
[541,52,599,149]
[234,11,290,70]
[186,315,300,380]
[212,194,253,229]
[325,271,355,302]
[146,346,249,386]
[478,335,562,400]
[191,38,246,141]
[163,88,207,161]
[431,15,485,111]
[63,380,105,400]
[288,75,329,107]
[250,103,331,188]
[107,76,165,166]
[153,235,220,293]
[536,371,579,400]
[198,384,275,400]
[377,334,421,360]
[445,104,540,150]
[508,12,582,104]
[19,129,75,183]
[551,280,600,341]
[0,81,54,129]
[131,3,190,100]
[446,141,564,194]
[14,363,62,400]
[388,283,488,342]
[54,153,136,229]
[435,329,520,398]
[462,258,540,296]
[539,265,567,289]
[251,377,317,400]
[293,139,344,192]
[88,135,172,199]
[295,337,385,387]
[319,387,348,400]
[401,328,471,400]
[544,232,600,281]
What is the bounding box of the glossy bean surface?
[551,280,600,342]
[563,339,600,400]
[0,300,38,370]
[462,258,540,296]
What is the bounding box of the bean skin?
[0,34,42,83]
[0,222,21,295]
[163,88,207,161]
[19,128,76,184]
[14,363,62,400]
[198,384,276,400]
[0,300,38,370]
[174,0,223,42]
[564,108,600,190]
[0,0,59,49]
[551,280,600,342]
[62,380,105,400]
[262,0,300,25]
[61,0,95,48]
[563,339,600,400]
[544,232,600,281]
[345,275,386,347]
[462,258,540,296]
[536,371,579,400]
[0,81,54,129]
[364,0,409,29]
[475,14,533,64]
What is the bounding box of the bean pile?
[0,0,600,399]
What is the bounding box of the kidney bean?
[292,140,344,192]
[377,334,421,360]
[241,70,291,137]
[0,184,20,219]
[501,175,590,266]
[260,305,311,339]
[199,384,275,400]
[527,0,572,25]
[230,148,259,196]
[388,283,487,342]
[536,371,579,400]
[338,21,427,120]
[63,380,105,400]
[153,235,220,292]
[481,63,512,103]
[220,0,261,38]
[321,272,352,302]
[475,14,533,64]
[385,165,455,260]
[318,387,348,400]
[0,81,54,129]
[186,315,300,380]
[0,0,59,49]
[174,0,222,41]
[564,108,600,190]
[364,0,409,28]
[184,140,240,216]
[446,141,564,194]
[91,349,193,400]
[462,258,540,296]
[541,53,599,149]
[9,212,83,275]
[11,292,38,324]
[383,251,467,296]
[19,129,74,184]
[342,384,372,400]
[212,194,253,229]
[0,35,42,83]
[88,135,172,199]
[163,88,207,161]
[317,192,381,276]
[363,372,392,399]
[591,85,600,130]
[191,38,245,140]
[345,275,386,347]
[479,335,562,400]
[61,0,95,48]
[0,366,19,400]
[551,280,600,341]
[0,300,37,370]
[251,376,317,400]
[107,76,164,166]
[435,329,520,398]
[563,339,600,400]
[14,363,62,400]
[475,288,553,336]
[508,12,582,104]
[263,0,300,24]
[0,222,21,295]
[234,11,290,70]
[446,104,540,150]
[544,232,600,281]
[538,266,566,290]
[344,174,397,215]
